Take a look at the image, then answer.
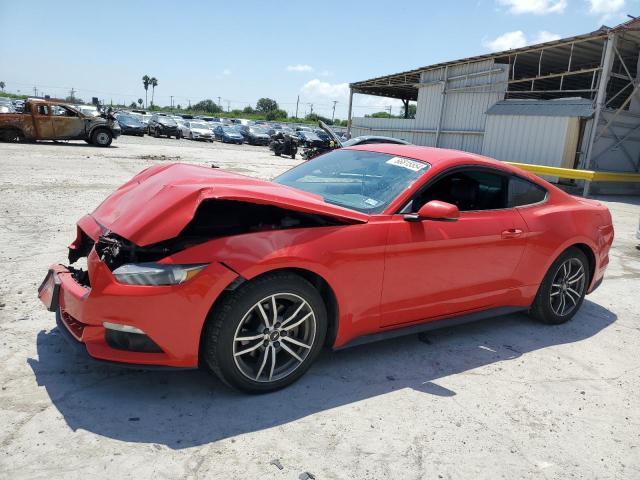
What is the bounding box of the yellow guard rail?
[506,162,640,195]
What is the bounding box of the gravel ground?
[0,135,638,479]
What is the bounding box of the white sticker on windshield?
[365,198,379,206]
[386,156,427,172]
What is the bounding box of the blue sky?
[0,0,636,119]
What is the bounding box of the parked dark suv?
[148,115,181,139]
[239,125,271,145]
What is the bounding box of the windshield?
[80,107,99,117]
[250,127,267,134]
[159,117,176,125]
[117,115,137,123]
[190,122,208,129]
[274,149,430,214]
[222,127,238,134]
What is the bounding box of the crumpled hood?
[90,163,368,246]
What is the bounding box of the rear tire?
[530,247,589,325]
[203,272,327,393]
[0,128,25,142]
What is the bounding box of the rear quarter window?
[508,176,547,207]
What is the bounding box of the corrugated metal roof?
[485,99,594,118]
[349,17,640,101]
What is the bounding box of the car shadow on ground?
[23,141,119,148]
[28,300,615,449]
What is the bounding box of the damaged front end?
[90,199,349,271]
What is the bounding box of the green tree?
[401,104,417,118]
[65,95,84,104]
[367,111,393,118]
[129,101,137,108]
[256,97,278,113]
[243,106,255,114]
[266,109,288,121]
[150,77,158,107]
[137,98,143,108]
[192,99,223,114]
[0,81,5,92]
[142,75,150,108]
[305,113,332,124]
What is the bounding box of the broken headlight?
[112,263,208,286]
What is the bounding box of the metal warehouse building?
[346,17,640,194]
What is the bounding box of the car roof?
[356,135,409,143]
[344,144,544,179]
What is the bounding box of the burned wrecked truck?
[0,99,120,146]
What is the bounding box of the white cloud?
[287,64,314,72]
[532,30,562,43]
[300,79,406,118]
[484,30,527,50]
[320,70,333,77]
[222,68,231,75]
[587,0,625,21]
[300,79,349,100]
[497,0,567,14]
[483,29,561,50]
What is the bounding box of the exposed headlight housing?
[112,263,208,286]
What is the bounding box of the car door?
[380,167,528,327]
[33,104,55,139]
[50,104,85,139]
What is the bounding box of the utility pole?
[295,95,299,119]
[188,99,191,109]
[170,95,174,111]
[33,86,38,97]
[218,96,221,110]
[387,105,392,117]
[226,100,230,112]
[309,103,314,116]
[331,100,338,122]
[69,87,76,101]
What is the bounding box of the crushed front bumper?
[38,255,238,368]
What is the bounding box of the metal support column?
[434,66,449,147]
[583,33,617,196]
[346,88,354,137]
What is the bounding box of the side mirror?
[404,200,460,222]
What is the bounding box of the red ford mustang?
[38,145,614,392]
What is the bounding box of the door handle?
[501,228,523,239]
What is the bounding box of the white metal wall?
[482,115,578,169]
[351,59,508,153]
[351,117,416,142]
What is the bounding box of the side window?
[37,105,50,115]
[52,105,77,117]
[412,169,508,212]
[508,176,547,207]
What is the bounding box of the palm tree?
[0,81,5,92]
[137,98,143,108]
[142,75,150,108]
[150,77,158,108]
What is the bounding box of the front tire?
[91,128,113,147]
[203,272,327,393]
[530,247,589,325]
